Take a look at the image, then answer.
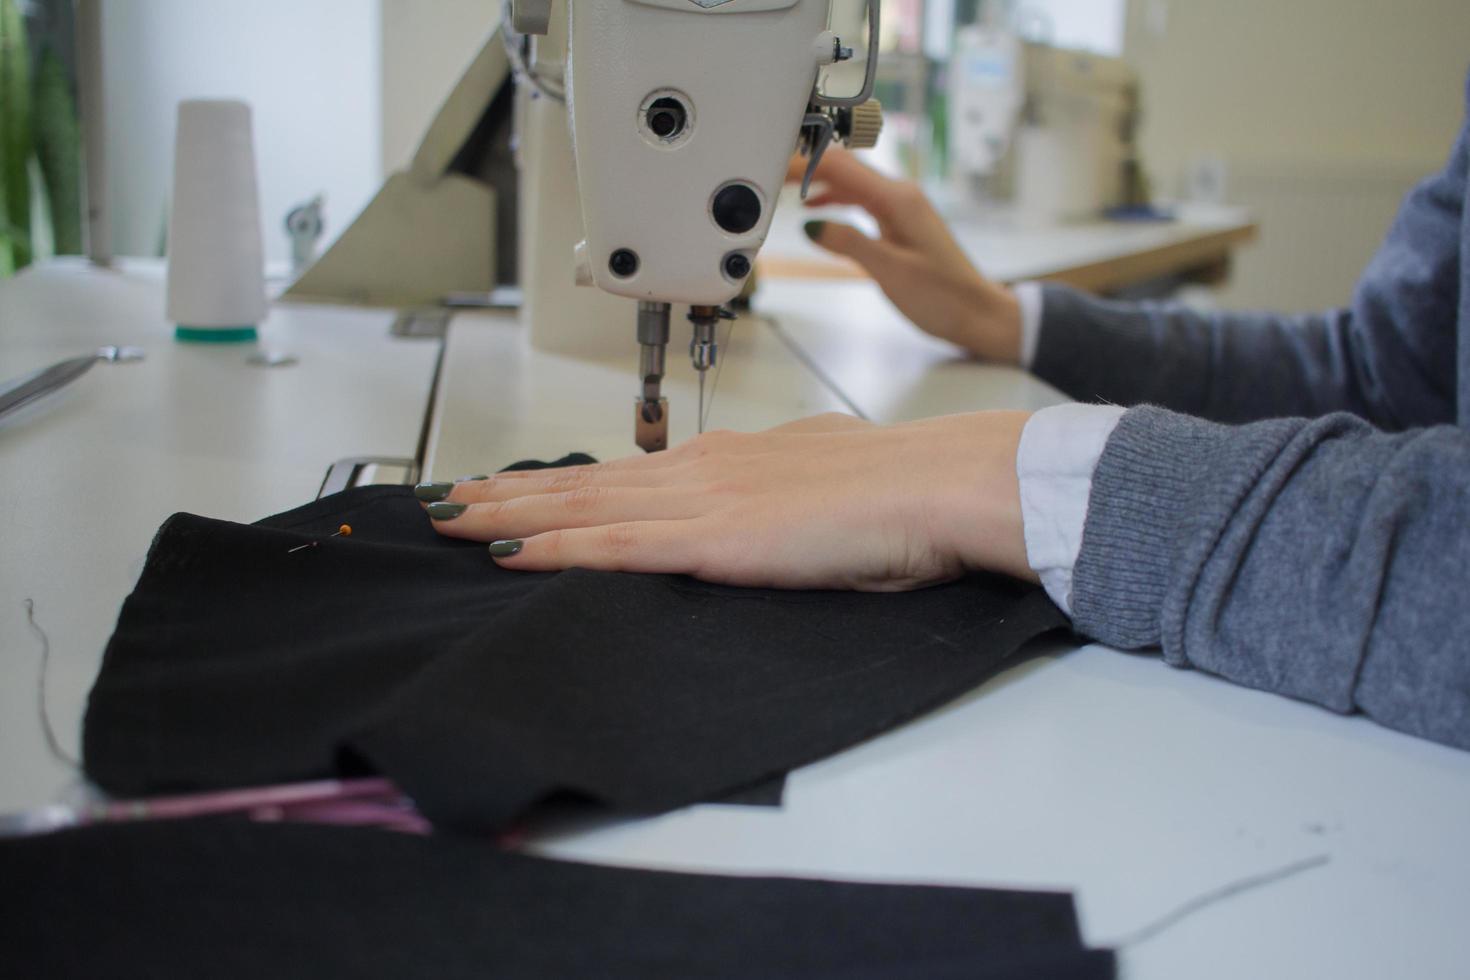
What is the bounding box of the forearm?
[1069,406,1470,750]
[1029,284,1389,426]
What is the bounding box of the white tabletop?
[421,303,862,478]
[0,259,440,812]
[5,260,1468,980]
[479,280,1468,980]
[760,184,1256,288]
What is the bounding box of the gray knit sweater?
[1029,71,1470,751]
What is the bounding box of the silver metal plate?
[629,0,800,12]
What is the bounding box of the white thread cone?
[166,100,267,337]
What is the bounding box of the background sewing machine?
[945,20,1144,224]
[290,0,883,453]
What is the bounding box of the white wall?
[1022,0,1124,55]
[102,0,382,265]
[1124,0,1470,311]
[380,0,498,175]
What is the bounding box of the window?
[1014,0,1125,56]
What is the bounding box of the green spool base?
[175,325,258,343]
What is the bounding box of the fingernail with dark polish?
[489,539,524,558]
[456,474,490,482]
[802,220,826,243]
[414,481,453,502]
[426,502,468,521]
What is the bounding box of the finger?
[811,148,896,198]
[804,221,908,277]
[784,152,808,184]
[488,450,682,481]
[429,486,705,541]
[801,181,889,211]
[786,144,878,183]
[489,520,710,575]
[801,191,858,209]
[448,463,686,504]
[801,180,869,208]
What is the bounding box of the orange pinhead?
[288,523,354,554]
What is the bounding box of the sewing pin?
[288,524,352,554]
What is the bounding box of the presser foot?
[635,397,669,453]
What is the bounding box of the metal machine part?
[509,0,553,36]
[246,350,299,368]
[635,301,672,453]
[317,456,420,499]
[812,0,880,109]
[841,99,885,149]
[688,305,735,434]
[285,195,326,276]
[796,1,884,197]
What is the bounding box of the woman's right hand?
[787,148,1023,364]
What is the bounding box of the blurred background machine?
[946,18,1143,222]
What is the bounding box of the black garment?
[85,474,1067,834]
[0,820,1114,979]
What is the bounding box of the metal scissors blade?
[0,346,144,423]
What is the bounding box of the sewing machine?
[512,0,882,451]
[290,0,883,453]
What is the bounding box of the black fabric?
[0,820,1114,979]
[84,466,1067,834]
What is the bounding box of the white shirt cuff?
[1013,281,1044,369]
[1016,403,1127,616]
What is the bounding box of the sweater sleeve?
[1030,79,1466,431]
[1072,405,1470,751]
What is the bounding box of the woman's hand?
[422,411,1037,591]
[786,149,1023,364]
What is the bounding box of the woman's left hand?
[423,411,1036,592]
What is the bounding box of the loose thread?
[757,313,871,421]
[700,315,737,432]
[24,599,81,770]
[1111,853,1331,949]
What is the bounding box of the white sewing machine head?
[511,0,882,450]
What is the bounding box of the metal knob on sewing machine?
[509,0,883,453]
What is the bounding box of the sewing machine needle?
[698,370,706,434]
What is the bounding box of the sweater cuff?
[1067,407,1212,648]
[1013,281,1045,369]
[1016,403,1127,615]
[1067,403,1312,647]
[1069,405,1308,657]
[1069,406,1378,717]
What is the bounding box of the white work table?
[0,259,439,812]
[4,259,1469,980]
[759,185,1257,294]
[425,280,1470,980]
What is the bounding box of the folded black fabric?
[0,820,1114,979]
[85,472,1066,833]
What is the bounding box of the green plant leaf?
[0,0,34,269]
[34,44,82,254]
